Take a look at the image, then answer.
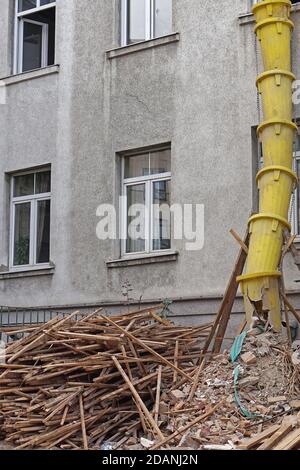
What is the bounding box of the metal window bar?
[0,306,84,343]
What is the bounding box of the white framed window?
[14,0,56,74]
[121,148,171,256]
[121,0,173,46]
[10,168,51,270]
[292,132,300,236]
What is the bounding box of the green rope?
[230,333,266,419]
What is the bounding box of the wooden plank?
[102,316,193,383]
[283,229,300,268]
[188,358,206,402]
[154,366,162,424]
[99,371,158,402]
[126,340,155,401]
[257,422,294,450]
[212,230,250,354]
[79,394,88,450]
[281,293,300,324]
[284,304,292,346]
[44,389,82,424]
[8,333,48,364]
[150,312,172,327]
[238,424,280,450]
[230,229,249,254]
[151,399,225,450]
[54,331,122,344]
[112,356,164,440]
[236,320,247,337]
[273,428,300,450]
[60,405,69,426]
[173,341,179,384]
[120,344,147,434]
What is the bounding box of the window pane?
[36,171,51,194]
[14,174,34,197]
[152,180,171,250]
[36,200,50,263]
[297,160,300,235]
[129,0,146,44]
[14,203,31,266]
[124,154,150,178]
[294,134,300,154]
[126,184,146,253]
[150,149,171,175]
[22,21,43,72]
[154,0,172,38]
[18,0,37,12]
[40,0,55,5]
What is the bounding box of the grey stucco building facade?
[1,0,300,327]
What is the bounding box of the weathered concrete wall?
[0,0,13,78]
[0,0,300,322]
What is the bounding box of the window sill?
[0,265,55,280]
[106,33,180,59]
[106,251,178,268]
[238,3,300,25]
[0,65,60,87]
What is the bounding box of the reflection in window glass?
[36,171,51,194]
[126,184,146,253]
[36,200,50,263]
[124,154,150,179]
[129,0,146,43]
[18,0,55,11]
[18,0,37,12]
[150,149,171,175]
[152,180,171,250]
[154,0,172,38]
[22,21,43,72]
[40,0,55,5]
[14,174,34,197]
[14,203,31,266]
[122,0,172,45]
[124,150,171,179]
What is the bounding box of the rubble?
[289,400,300,410]
[291,350,300,366]
[267,397,287,404]
[0,307,300,451]
[148,328,300,450]
[241,352,257,365]
[140,437,154,449]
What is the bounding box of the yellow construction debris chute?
[237,0,298,332]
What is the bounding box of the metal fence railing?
[0,306,84,343]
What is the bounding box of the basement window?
[121,0,173,46]
[10,168,51,269]
[121,148,171,255]
[14,0,56,74]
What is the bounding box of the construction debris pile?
[1,307,300,451]
[0,307,212,450]
[149,331,300,451]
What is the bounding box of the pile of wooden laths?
[0,306,212,450]
[238,416,300,451]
